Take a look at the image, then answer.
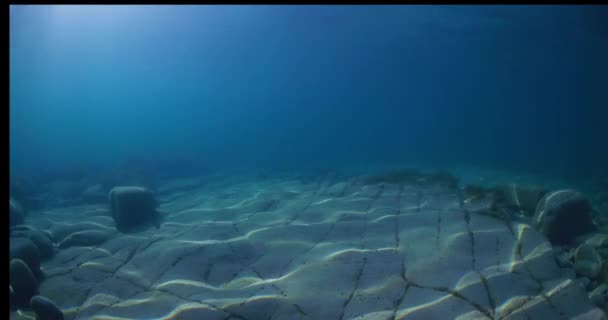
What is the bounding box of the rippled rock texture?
[11,174,606,320]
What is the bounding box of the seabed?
[9,169,608,320]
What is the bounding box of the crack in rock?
[403,273,493,319]
[284,177,330,227]
[338,257,368,320]
[26,177,601,320]
[457,185,501,318]
[496,211,569,320]
[337,185,382,320]
[435,214,442,249]
[393,185,404,251]
[279,214,344,278]
[390,185,409,320]
[72,242,144,319]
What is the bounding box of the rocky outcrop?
[10,237,42,279]
[30,295,64,320]
[534,189,595,245]
[11,227,55,261]
[108,186,162,232]
[10,259,38,308]
[25,175,605,319]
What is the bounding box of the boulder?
[534,190,595,245]
[10,259,38,308]
[11,228,55,260]
[10,237,42,279]
[10,197,25,226]
[108,186,161,232]
[30,295,64,320]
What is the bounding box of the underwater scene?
[8,5,608,320]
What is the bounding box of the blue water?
[9,7,608,319]
[9,5,608,184]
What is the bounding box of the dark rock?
[534,189,595,245]
[109,186,161,233]
[30,295,64,320]
[10,237,42,279]
[10,259,38,308]
[58,230,111,249]
[11,228,55,260]
[10,197,25,226]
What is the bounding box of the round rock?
[10,237,42,279]
[534,189,595,245]
[30,295,64,320]
[108,186,160,232]
[11,228,55,260]
[10,259,38,308]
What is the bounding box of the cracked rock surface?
[10,174,607,320]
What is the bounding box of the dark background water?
[9,5,608,183]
